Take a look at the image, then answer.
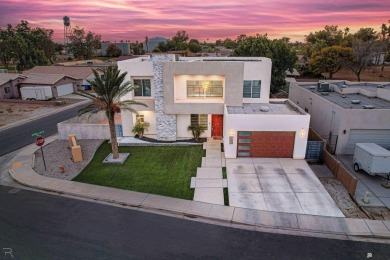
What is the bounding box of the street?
[0,185,389,259]
[0,103,87,156]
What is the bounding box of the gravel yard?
[319,177,368,219]
[34,139,104,180]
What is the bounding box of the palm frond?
[77,103,100,116]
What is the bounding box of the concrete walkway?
[191,139,227,205]
[7,137,390,242]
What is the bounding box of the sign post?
[33,131,46,170]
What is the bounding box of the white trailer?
[20,86,53,101]
[353,143,390,176]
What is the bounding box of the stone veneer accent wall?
[153,54,177,141]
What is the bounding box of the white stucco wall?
[176,114,212,138]
[121,110,157,136]
[242,61,271,104]
[223,106,310,159]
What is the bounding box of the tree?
[379,21,390,76]
[347,39,377,81]
[0,20,55,70]
[233,35,297,93]
[67,27,101,59]
[305,25,345,57]
[188,40,202,53]
[354,27,378,42]
[77,67,147,159]
[106,44,122,57]
[310,46,354,79]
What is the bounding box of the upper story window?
[243,80,261,98]
[187,80,223,98]
[4,87,11,93]
[134,79,151,97]
[136,114,144,123]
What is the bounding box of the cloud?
[0,0,389,42]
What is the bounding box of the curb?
[0,99,90,132]
[7,139,390,243]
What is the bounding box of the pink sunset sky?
[0,0,389,42]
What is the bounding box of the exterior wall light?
[299,128,306,138]
[229,129,235,144]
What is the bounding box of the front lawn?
[73,142,205,200]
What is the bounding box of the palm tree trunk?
[108,113,119,159]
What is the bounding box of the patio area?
[226,158,344,217]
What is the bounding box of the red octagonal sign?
[35,136,45,146]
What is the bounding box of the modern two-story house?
[118,55,310,159]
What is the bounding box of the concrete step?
[194,188,224,205]
[206,149,222,158]
[196,167,223,178]
[201,157,222,168]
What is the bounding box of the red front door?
[212,115,223,137]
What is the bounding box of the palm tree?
[77,66,147,159]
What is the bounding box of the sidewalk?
[8,137,390,242]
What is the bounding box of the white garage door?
[346,129,390,154]
[57,83,74,96]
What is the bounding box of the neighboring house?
[289,80,390,155]
[144,37,168,52]
[19,73,77,98]
[118,55,310,159]
[101,42,131,56]
[24,66,104,90]
[286,68,300,77]
[0,73,26,99]
[297,55,309,70]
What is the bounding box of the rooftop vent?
[317,83,330,92]
[351,100,361,104]
[309,86,316,89]
[321,92,330,95]
[363,105,375,109]
[341,85,348,88]
[377,85,385,88]
[342,95,346,98]
[260,106,269,112]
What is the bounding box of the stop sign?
[35,136,45,146]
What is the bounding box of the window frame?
[4,87,11,94]
[190,114,208,130]
[243,80,261,98]
[133,78,152,97]
[186,80,223,98]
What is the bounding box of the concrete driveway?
[226,158,344,217]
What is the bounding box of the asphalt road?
[0,103,87,156]
[0,186,389,259]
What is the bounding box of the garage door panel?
[57,83,74,96]
[346,129,390,154]
[238,131,295,158]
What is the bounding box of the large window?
[134,79,151,97]
[187,80,223,98]
[243,80,261,98]
[191,114,208,129]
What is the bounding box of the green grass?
[222,167,229,206]
[73,142,205,200]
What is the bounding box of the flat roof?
[300,85,390,109]
[227,102,304,115]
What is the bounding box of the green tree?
[310,46,354,79]
[188,40,202,53]
[67,27,101,59]
[379,21,390,76]
[77,67,147,159]
[233,35,297,93]
[0,20,55,70]
[106,44,122,57]
[354,27,378,42]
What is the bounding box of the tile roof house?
[118,55,310,159]
[24,66,103,90]
[0,73,26,99]
[289,80,390,154]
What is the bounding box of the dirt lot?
[0,98,83,127]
